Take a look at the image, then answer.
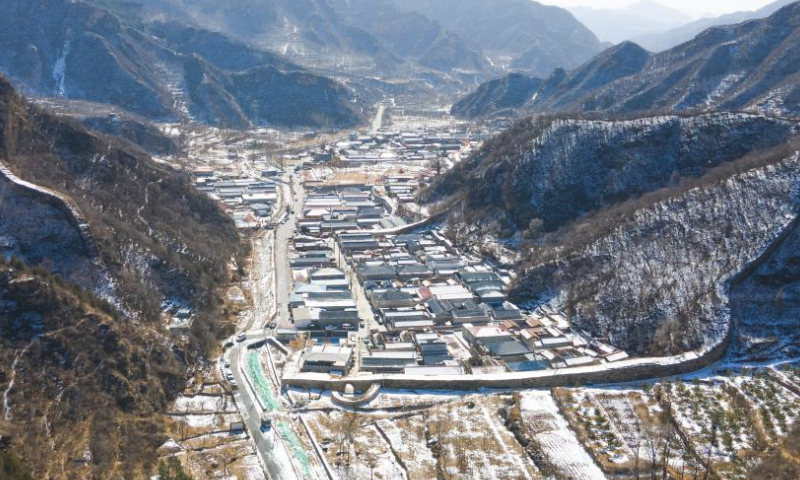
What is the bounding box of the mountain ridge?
[633,0,798,52]
[0,70,245,477]
[0,0,364,129]
[424,112,800,355]
[452,2,800,120]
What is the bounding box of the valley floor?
[156,101,800,480]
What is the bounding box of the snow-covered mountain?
[389,0,606,77]
[0,0,364,129]
[425,113,800,355]
[570,1,692,44]
[633,0,798,52]
[452,2,800,119]
[451,73,544,119]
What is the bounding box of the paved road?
[371,104,386,134]
[228,343,298,480]
[225,170,307,480]
[275,173,304,329]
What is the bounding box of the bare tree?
[0,178,7,210]
[334,410,368,466]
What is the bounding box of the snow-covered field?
[304,393,539,479]
[725,374,800,439]
[655,371,800,480]
[305,410,407,480]
[519,390,605,480]
[556,387,689,476]
[376,416,438,479]
[172,394,237,413]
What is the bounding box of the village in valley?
[156,99,800,480]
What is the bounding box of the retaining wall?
[283,334,729,392]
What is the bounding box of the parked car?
[236,333,247,342]
[260,414,273,432]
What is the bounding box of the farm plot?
[428,396,540,480]
[516,390,604,480]
[367,390,464,411]
[172,394,237,414]
[305,410,407,480]
[161,436,267,480]
[167,392,243,439]
[658,380,765,480]
[179,431,251,451]
[420,396,540,480]
[772,363,800,392]
[724,373,800,441]
[376,415,438,480]
[555,387,691,478]
[306,394,538,480]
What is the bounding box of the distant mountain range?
[452,2,800,119]
[328,0,489,74]
[129,0,401,72]
[129,0,605,79]
[0,0,364,129]
[388,0,605,76]
[633,0,797,51]
[569,1,692,44]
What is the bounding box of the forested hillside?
[0,72,245,477]
[453,2,800,119]
[0,0,363,129]
[427,113,800,356]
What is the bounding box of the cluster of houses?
[297,185,408,234]
[193,164,282,229]
[290,263,360,339]
[360,330,463,376]
[333,131,467,168]
[343,230,516,332]
[460,308,630,372]
[292,218,632,377]
[279,137,631,378]
[383,174,420,204]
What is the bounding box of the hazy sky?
[538,0,778,18]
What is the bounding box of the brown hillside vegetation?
[0,72,247,355]
[748,422,800,480]
[0,71,247,478]
[0,258,184,479]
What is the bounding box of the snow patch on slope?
[52,40,70,97]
